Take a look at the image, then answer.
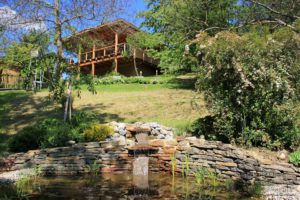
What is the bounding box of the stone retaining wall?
[1,122,299,186]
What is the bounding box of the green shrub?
[83,123,114,142]
[40,124,73,148]
[289,151,300,166]
[194,29,300,149]
[92,75,169,85]
[9,111,100,152]
[8,126,44,152]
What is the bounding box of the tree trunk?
[53,0,63,86]
[133,49,139,76]
[68,81,72,121]
[64,78,72,121]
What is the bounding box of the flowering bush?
[194,28,300,149]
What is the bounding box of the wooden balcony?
[78,43,158,67]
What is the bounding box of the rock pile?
[108,122,174,144]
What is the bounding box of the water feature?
[133,157,149,176]
[0,172,260,199]
[131,132,151,199]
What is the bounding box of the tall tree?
[3,0,125,87]
[3,30,51,89]
[133,0,240,73]
[133,0,299,74]
[2,0,126,120]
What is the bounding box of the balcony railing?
[79,43,127,64]
[78,43,159,66]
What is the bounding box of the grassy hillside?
[0,75,208,157]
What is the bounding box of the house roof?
[65,19,140,50]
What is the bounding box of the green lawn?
[0,75,208,157]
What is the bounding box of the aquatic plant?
[15,175,31,198]
[195,167,206,185]
[0,194,10,200]
[170,153,176,177]
[87,160,101,175]
[33,165,43,180]
[185,154,189,177]
[207,170,219,187]
[181,154,189,178]
[248,181,263,197]
[224,179,235,191]
[171,176,175,194]
[184,178,190,200]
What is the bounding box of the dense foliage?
[92,76,169,85]
[128,0,239,74]
[2,30,56,89]
[8,112,112,152]
[193,28,300,149]
[289,151,300,166]
[134,0,300,150]
[130,0,300,74]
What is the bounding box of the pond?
[0,172,261,200]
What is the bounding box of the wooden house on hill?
[66,19,159,77]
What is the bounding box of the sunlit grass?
[0,75,208,156]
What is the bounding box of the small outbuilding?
[0,61,21,89]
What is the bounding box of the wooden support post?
[91,62,95,79]
[78,48,81,64]
[114,32,118,72]
[92,44,96,60]
[77,48,81,79]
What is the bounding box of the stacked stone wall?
[1,122,299,185]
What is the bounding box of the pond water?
[0,172,260,200]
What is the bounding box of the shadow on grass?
[166,77,197,90]
[77,103,125,123]
[0,90,64,157]
[0,94,125,157]
[0,90,63,134]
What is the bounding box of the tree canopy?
[133,0,300,149]
[131,0,300,73]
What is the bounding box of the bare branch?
[249,0,300,20]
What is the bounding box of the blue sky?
[0,0,148,31]
[122,0,148,27]
[0,0,149,56]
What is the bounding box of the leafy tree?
[2,30,51,89]
[130,0,240,74]
[132,0,300,74]
[3,0,125,121]
[193,27,300,149]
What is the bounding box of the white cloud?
[0,6,46,31]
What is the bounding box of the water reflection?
[0,172,258,200]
